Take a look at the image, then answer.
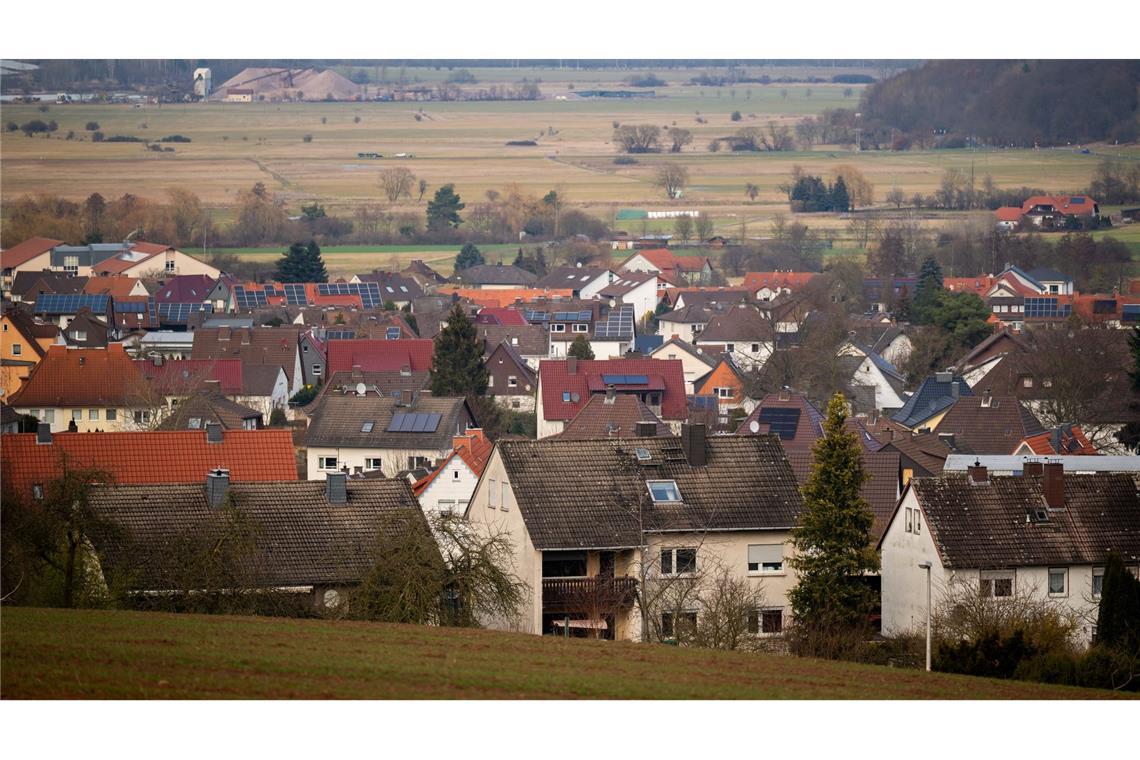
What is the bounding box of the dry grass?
[2,607,1129,699]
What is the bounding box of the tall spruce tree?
[567,334,595,360]
[1096,552,1140,650]
[430,303,488,397]
[830,176,851,212]
[276,239,328,282]
[454,242,484,273]
[788,393,879,657]
[426,184,465,231]
[1114,326,1140,452]
[913,256,944,323]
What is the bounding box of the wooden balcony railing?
[541,576,638,612]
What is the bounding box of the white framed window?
[747,544,784,574]
[905,508,913,533]
[489,478,498,508]
[980,571,1014,598]
[1048,567,1068,597]
[133,410,151,425]
[507,376,518,388]
[914,510,921,534]
[660,547,696,576]
[487,375,494,388]
[661,610,697,640]
[452,469,460,480]
[242,418,257,430]
[562,391,571,402]
[319,456,338,471]
[365,458,382,471]
[72,410,83,422]
[438,499,456,514]
[500,481,509,512]
[188,417,202,429]
[748,608,784,635]
[88,409,99,420]
[72,331,87,342]
[715,386,732,399]
[1092,566,1105,597]
[551,324,566,333]
[43,409,55,423]
[165,259,176,274]
[312,364,322,376]
[10,343,21,355]
[64,255,79,274]
[573,323,588,333]
[647,480,682,503]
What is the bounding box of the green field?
[0,607,1126,699]
[213,243,522,275]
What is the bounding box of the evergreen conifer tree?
[276,239,328,282]
[1114,326,1140,452]
[788,393,879,657]
[1096,552,1140,649]
[430,303,488,397]
[567,334,595,360]
[913,256,944,323]
[427,184,465,231]
[454,242,484,273]
[830,176,851,212]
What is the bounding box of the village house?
[325,338,434,376]
[32,292,113,330]
[596,272,659,327]
[656,304,716,344]
[450,264,538,290]
[694,302,775,371]
[556,391,671,440]
[1,307,60,402]
[879,462,1140,646]
[191,326,304,399]
[9,271,88,305]
[350,270,425,308]
[412,428,493,516]
[1,237,64,294]
[155,383,264,431]
[932,391,1046,455]
[485,340,537,412]
[741,272,817,301]
[318,367,432,407]
[464,427,803,639]
[533,266,615,299]
[1,425,298,503]
[477,324,548,369]
[305,389,475,479]
[535,357,688,439]
[53,242,221,279]
[647,338,718,396]
[693,354,755,428]
[890,371,973,431]
[84,472,428,613]
[836,341,908,414]
[620,248,713,286]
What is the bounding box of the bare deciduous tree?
[613,124,661,154]
[379,167,416,203]
[653,163,690,200]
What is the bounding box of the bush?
[268,408,288,427]
[19,120,51,137]
[92,131,104,142]
[505,140,538,146]
[85,121,100,131]
[289,384,319,406]
[6,121,17,132]
[302,134,313,143]
[613,155,638,165]
[104,135,144,142]
[158,134,192,143]
[730,110,742,121]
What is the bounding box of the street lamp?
[918,560,932,671]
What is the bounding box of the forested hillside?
[861,60,1139,147]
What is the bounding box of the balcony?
[542,576,638,613]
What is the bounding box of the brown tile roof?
[86,479,426,590]
[135,358,245,396]
[11,272,88,301]
[83,276,141,298]
[786,449,901,542]
[2,308,59,357]
[321,369,432,401]
[306,394,472,450]
[155,388,263,430]
[1,429,297,500]
[451,264,537,287]
[935,396,1045,455]
[476,324,548,357]
[1,237,63,269]
[735,393,825,453]
[7,344,152,408]
[496,433,802,550]
[558,393,670,440]
[62,310,109,348]
[191,327,301,387]
[906,472,1140,568]
[697,303,774,343]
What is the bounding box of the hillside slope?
[1,607,1128,699]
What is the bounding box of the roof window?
[647,480,682,503]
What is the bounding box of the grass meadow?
[1,607,1128,699]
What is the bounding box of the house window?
[72,410,83,422]
[714,386,732,399]
[64,255,79,274]
[1092,566,1105,597]
[726,343,735,352]
[133,410,151,425]
[438,499,456,515]
[487,375,494,388]
[1021,376,1033,388]
[661,611,697,640]
[165,259,176,274]
[551,324,566,333]
[242,418,257,431]
[188,417,202,429]
[88,409,99,420]
[562,391,572,402]
[105,409,117,421]
[905,508,913,533]
[647,480,682,503]
[747,544,784,574]
[914,510,921,534]
[573,323,588,333]
[10,343,21,355]
[507,376,518,388]
[489,478,498,508]
[365,458,382,471]
[661,547,697,576]
[501,481,509,512]
[312,364,322,377]
[407,456,431,470]
[980,571,1014,598]
[319,456,338,471]
[43,409,55,423]
[751,343,760,353]
[32,484,44,500]
[1048,567,1068,596]
[748,608,784,635]
[72,331,87,342]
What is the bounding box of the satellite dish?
[749,420,760,434]
[356,382,367,396]
[571,392,580,403]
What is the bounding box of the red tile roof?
[131,242,174,255]
[326,339,434,374]
[741,271,818,293]
[413,429,495,495]
[7,344,151,408]
[154,274,216,303]
[442,287,575,307]
[994,207,1024,223]
[539,357,688,421]
[1,429,297,499]
[1017,426,1099,456]
[944,276,996,296]
[134,358,245,396]
[83,276,141,298]
[1021,195,1098,216]
[629,248,709,274]
[1,237,64,269]
[475,307,529,326]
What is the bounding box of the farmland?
[0,606,1128,699]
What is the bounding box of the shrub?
[158,134,191,143]
[19,120,51,137]
[505,140,538,146]
[104,135,144,142]
[730,110,742,121]
[289,384,318,406]
[92,131,104,142]
[268,408,288,427]
[613,156,637,165]
[85,121,100,131]
[320,117,327,124]
[6,122,17,132]
[353,116,362,124]
[302,134,313,143]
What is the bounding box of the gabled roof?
[83,276,141,298]
[355,271,425,300]
[325,338,434,374]
[785,449,901,542]
[451,264,537,287]
[191,327,302,386]
[1,237,64,269]
[1021,195,1098,217]
[1,308,59,357]
[558,393,670,440]
[734,392,825,452]
[598,271,656,298]
[241,365,287,396]
[155,388,262,430]
[534,266,611,290]
[538,358,688,422]
[741,272,817,293]
[891,373,973,429]
[306,394,472,450]
[7,344,151,408]
[62,310,109,347]
[474,307,529,327]
[623,248,710,275]
[412,429,494,495]
[11,271,88,301]
[697,303,775,343]
[665,288,752,309]
[1027,267,1072,284]
[658,304,715,325]
[994,207,1024,223]
[935,395,1045,455]
[1,429,297,499]
[486,341,537,388]
[904,472,1140,568]
[951,329,1029,372]
[648,337,719,369]
[477,324,548,357]
[321,369,432,403]
[496,434,802,550]
[153,274,217,303]
[86,479,426,590]
[1016,425,1098,456]
[403,259,447,284]
[135,358,245,396]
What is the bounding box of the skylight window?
[361,421,374,433]
[648,480,682,503]
[635,447,651,461]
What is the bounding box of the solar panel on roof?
[158,302,212,323]
[387,412,442,433]
[1071,197,1085,204]
[1123,304,1140,322]
[34,293,109,315]
[114,301,148,313]
[325,329,356,340]
[758,407,801,440]
[283,283,308,305]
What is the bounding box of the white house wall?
[306,445,451,480]
[880,489,947,636]
[417,456,478,516]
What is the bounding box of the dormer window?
[648,480,682,503]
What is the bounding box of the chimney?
[399,389,415,407]
[967,460,988,485]
[635,421,657,437]
[951,381,960,399]
[206,468,230,508]
[566,356,577,375]
[680,423,707,467]
[205,422,223,443]
[1022,461,1044,477]
[1043,462,1064,510]
[606,383,616,401]
[152,354,163,367]
[35,422,52,445]
[935,371,952,384]
[400,364,412,377]
[326,471,347,504]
